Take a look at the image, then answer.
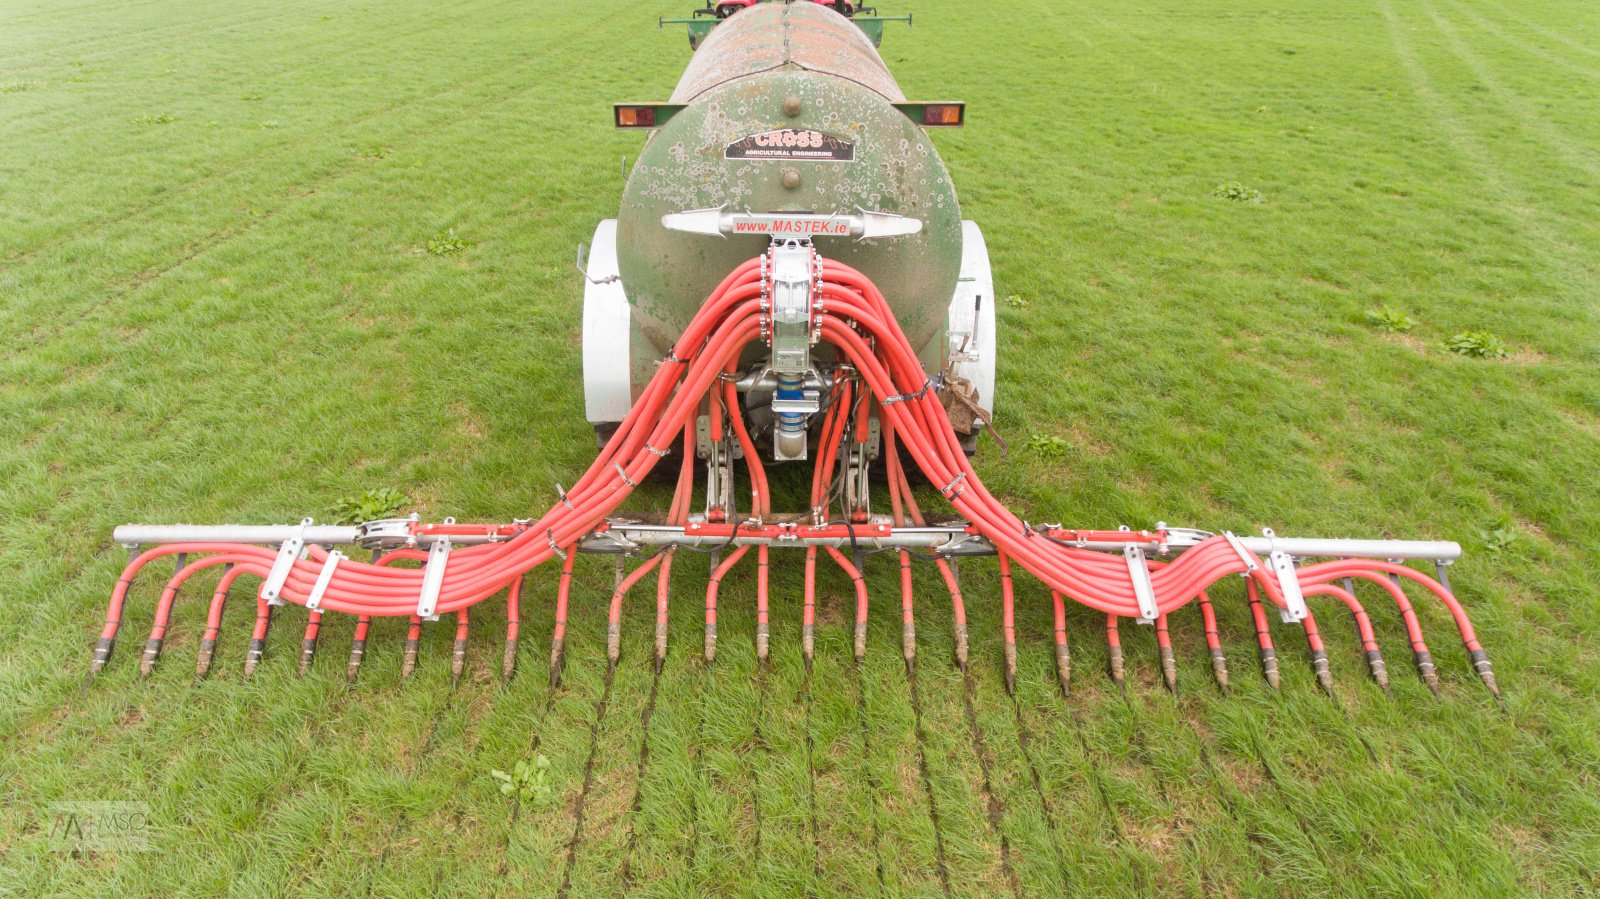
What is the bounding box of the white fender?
[947,220,997,420]
[581,219,633,424]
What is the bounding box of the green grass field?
[4,0,1600,894]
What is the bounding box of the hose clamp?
[547,529,568,561]
[260,517,312,606]
[939,472,967,500]
[1264,527,1308,624]
[1221,531,1259,576]
[416,535,451,621]
[555,483,575,511]
[613,463,637,488]
[644,443,670,457]
[1124,544,1159,624]
[305,550,343,613]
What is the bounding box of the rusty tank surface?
[583,0,993,455]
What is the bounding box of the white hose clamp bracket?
[260,517,312,606]
[306,550,343,613]
[416,535,451,621]
[1124,544,1159,624]
[1262,528,1308,624]
[1221,531,1260,576]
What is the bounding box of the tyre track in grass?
[1377,0,1600,290]
[1436,0,1600,81]
[0,0,595,286]
[2,7,642,757]
[1471,0,1600,62]
[0,0,655,354]
[1,0,523,159]
[1417,0,1600,184]
[0,0,331,71]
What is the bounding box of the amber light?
[921,103,964,126]
[616,105,657,128]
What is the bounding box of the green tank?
[584,1,993,451]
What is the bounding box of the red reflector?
[921,103,963,126]
[616,105,657,128]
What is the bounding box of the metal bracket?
[1221,531,1260,575]
[306,550,343,613]
[1124,545,1159,624]
[417,535,451,621]
[576,242,621,285]
[1267,550,1309,624]
[259,518,312,606]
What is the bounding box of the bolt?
[782,169,801,190]
[783,95,802,116]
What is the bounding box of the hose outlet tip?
[1209,647,1229,693]
[1108,645,1125,688]
[854,622,867,664]
[704,623,717,665]
[298,639,317,677]
[401,640,419,679]
[244,639,265,677]
[1364,650,1389,692]
[91,637,115,674]
[196,639,216,678]
[1469,649,1501,699]
[607,623,621,666]
[345,640,366,684]
[1056,646,1073,698]
[139,638,162,679]
[1310,650,1333,696]
[1159,645,1177,694]
[549,638,565,688]
[1414,650,1440,697]
[502,640,518,681]
[451,639,468,682]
